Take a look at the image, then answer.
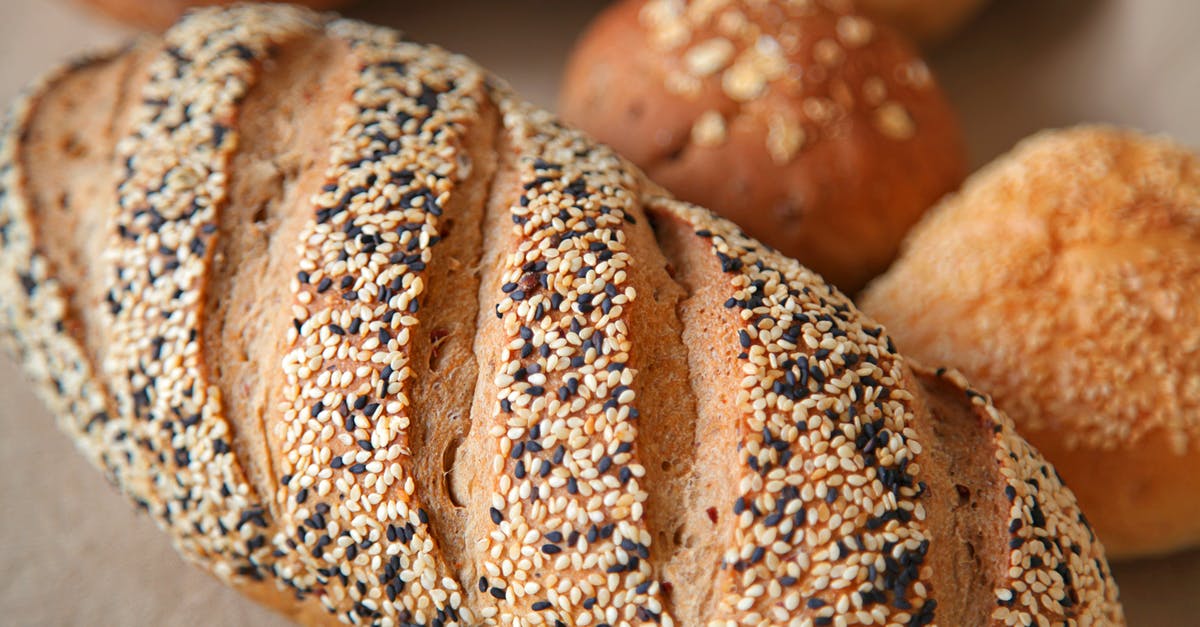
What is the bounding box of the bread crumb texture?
[0,6,1120,626]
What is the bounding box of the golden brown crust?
[860,125,1200,559]
[1,6,1122,625]
[559,0,967,293]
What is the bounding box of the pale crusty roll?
[861,126,1200,560]
[0,5,1120,626]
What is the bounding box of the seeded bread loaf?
[860,126,1200,560]
[559,0,967,293]
[0,5,1121,626]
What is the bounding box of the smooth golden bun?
[854,0,989,46]
[860,125,1200,559]
[76,0,352,30]
[559,0,967,293]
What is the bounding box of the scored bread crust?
[0,5,1121,626]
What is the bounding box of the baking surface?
[0,0,1197,624]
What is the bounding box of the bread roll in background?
[76,0,352,30]
[855,0,989,46]
[78,0,989,43]
[559,0,967,293]
[860,125,1200,560]
[0,4,1123,625]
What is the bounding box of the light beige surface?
[0,0,1196,625]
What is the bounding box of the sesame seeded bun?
[0,5,1121,625]
[75,0,352,30]
[558,0,968,294]
[860,125,1200,560]
[854,0,990,46]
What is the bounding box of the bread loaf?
[0,5,1121,625]
[559,0,967,293]
[860,126,1200,560]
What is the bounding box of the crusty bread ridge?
[0,5,1121,626]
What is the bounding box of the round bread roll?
[559,0,967,293]
[855,0,989,46]
[1,5,1122,625]
[860,126,1200,560]
[76,0,353,30]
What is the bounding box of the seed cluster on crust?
[927,368,1124,626]
[273,19,485,626]
[103,4,318,581]
[637,0,934,164]
[469,94,667,625]
[647,195,936,627]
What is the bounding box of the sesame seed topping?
[271,16,490,624]
[464,88,666,625]
[101,2,319,595]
